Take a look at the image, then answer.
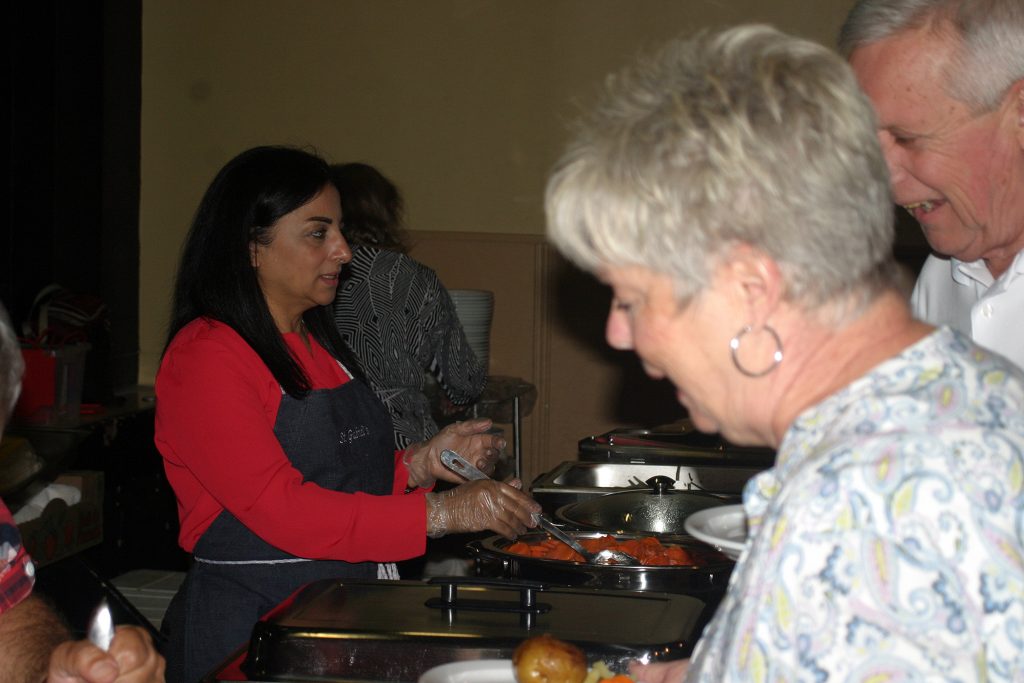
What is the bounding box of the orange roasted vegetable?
[506,534,706,567]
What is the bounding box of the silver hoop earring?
[729,325,783,378]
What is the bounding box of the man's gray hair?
[839,0,1024,113]
[0,301,24,428]
[546,24,896,311]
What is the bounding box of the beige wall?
[141,0,856,479]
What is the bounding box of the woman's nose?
[331,233,352,264]
[605,306,634,351]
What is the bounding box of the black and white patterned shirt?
[334,246,486,449]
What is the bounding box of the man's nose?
[878,131,908,188]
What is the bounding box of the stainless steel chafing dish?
[530,423,774,513]
[202,577,709,683]
[468,530,732,596]
[554,475,729,535]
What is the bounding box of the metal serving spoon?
[529,509,639,565]
[87,598,114,651]
[440,449,638,566]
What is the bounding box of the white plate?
[684,504,747,560]
[418,659,515,683]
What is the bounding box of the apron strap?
[377,562,400,579]
[193,556,313,565]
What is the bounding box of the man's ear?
[720,243,784,327]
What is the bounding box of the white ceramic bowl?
[418,659,515,683]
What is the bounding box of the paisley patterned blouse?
[686,327,1024,682]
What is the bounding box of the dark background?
[5,1,181,641]
[4,0,142,395]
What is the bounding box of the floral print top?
[0,500,35,613]
[686,327,1024,682]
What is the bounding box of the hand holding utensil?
[440,449,637,565]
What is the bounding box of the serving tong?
[439,449,638,565]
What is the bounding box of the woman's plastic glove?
[403,418,506,490]
[425,479,540,540]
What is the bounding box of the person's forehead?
[598,264,658,288]
[850,27,961,125]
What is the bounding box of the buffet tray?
[469,531,732,597]
[203,577,707,682]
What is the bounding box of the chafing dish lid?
[556,476,728,535]
[239,577,706,682]
[579,422,775,466]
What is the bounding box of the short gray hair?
[0,301,24,429]
[839,0,1024,113]
[546,25,896,312]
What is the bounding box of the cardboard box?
[17,471,103,567]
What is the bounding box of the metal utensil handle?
[440,449,489,481]
[440,448,594,561]
[531,512,593,560]
[87,599,114,651]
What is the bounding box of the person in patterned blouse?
[330,162,486,449]
[545,25,1024,683]
[0,300,165,682]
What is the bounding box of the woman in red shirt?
[155,146,539,683]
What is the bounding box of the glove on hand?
[405,418,506,489]
[426,479,539,540]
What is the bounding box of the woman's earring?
[729,325,783,377]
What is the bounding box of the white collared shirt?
[910,250,1024,370]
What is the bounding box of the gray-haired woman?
[546,24,1024,682]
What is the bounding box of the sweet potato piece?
[506,534,705,568]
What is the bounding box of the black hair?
[166,145,362,397]
[328,162,409,252]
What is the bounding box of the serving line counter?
[202,577,708,683]
[200,422,773,682]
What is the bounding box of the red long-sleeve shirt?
[155,318,426,562]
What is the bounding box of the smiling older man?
[840,0,1024,369]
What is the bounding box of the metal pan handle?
[425,576,552,617]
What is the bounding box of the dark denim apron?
[162,366,395,683]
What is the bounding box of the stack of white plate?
[447,289,493,373]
